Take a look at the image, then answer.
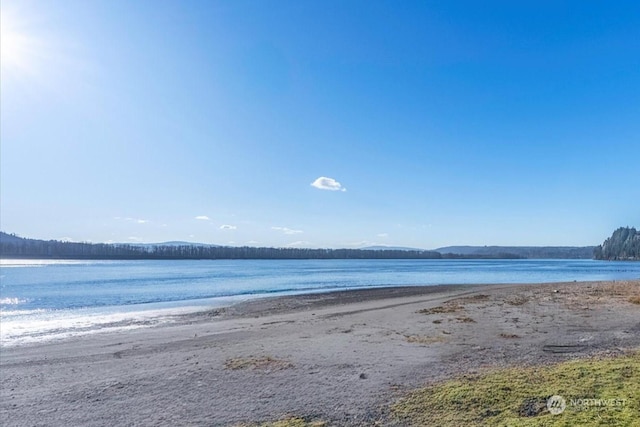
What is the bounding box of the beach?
[1,280,639,426]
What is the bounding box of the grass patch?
[456,316,476,323]
[505,295,529,306]
[405,335,447,345]
[225,356,293,371]
[392,352,640,426]
[235,416,326,427]
[579,281,640,303]
[419,294,492,315]
[561,281,640,310]
[456,294,491,303]
[419,294,490,315]
[418,304,462,315]
[499,333,521,339]
[586,281,639,297]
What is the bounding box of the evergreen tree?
[594,227,640,260]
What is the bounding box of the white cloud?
[377,233,389,238]
[286,241,309,247]
[115,217,149,224]
[128,236,143,242]
[310,176,346,192]
[272,226,303,235]
[220,224,237,230]
[246,240,260,245]
[195,215,210,221]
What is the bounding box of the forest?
[0,232,445,260]
[593,227,640,260]
[5,230,638,261]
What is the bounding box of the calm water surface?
[1,259,638,346]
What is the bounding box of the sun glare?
[1,10,34,73]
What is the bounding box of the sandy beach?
[1,280,639,426]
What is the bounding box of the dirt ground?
[1,280,639,426]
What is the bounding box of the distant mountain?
[436,246,596,259]
[594,227,640,260]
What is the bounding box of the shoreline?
[0,284,483,348]
[0,280,614,349]
[1,280,639,426]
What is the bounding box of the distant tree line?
[0,233,452,260]
[0,232,528,260]
[440,251,523,260]
[594,227,640,261]
[436,246,594,259]
[1,235,149,259]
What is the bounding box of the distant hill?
[436,246,596,259]
[0,232,25,244]
[594,227,640,260]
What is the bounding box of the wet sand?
[1,280,639,426]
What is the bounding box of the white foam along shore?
[0,273,425,347]
[0,285,397,347]
[0,294,258,347]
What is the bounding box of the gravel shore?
[1,280,639,426]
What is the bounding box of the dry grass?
[418,304,462,315]
[505,295,529,306]
[225,356,293,371]
[628,296,640,305]
[551,281,640,312]
[586,281,639,296]
[235,416,326,427]
[405,335,447,345]
[499,333,521,339]
[455,294,491,303]
[455,316,476,323]
[419,294,490,316]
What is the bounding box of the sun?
[1,4,82,98]
[1,27,22,65]
[1,9,34,73]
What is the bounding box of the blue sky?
[1,0,638,248]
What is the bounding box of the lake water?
[1,258,639,346]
